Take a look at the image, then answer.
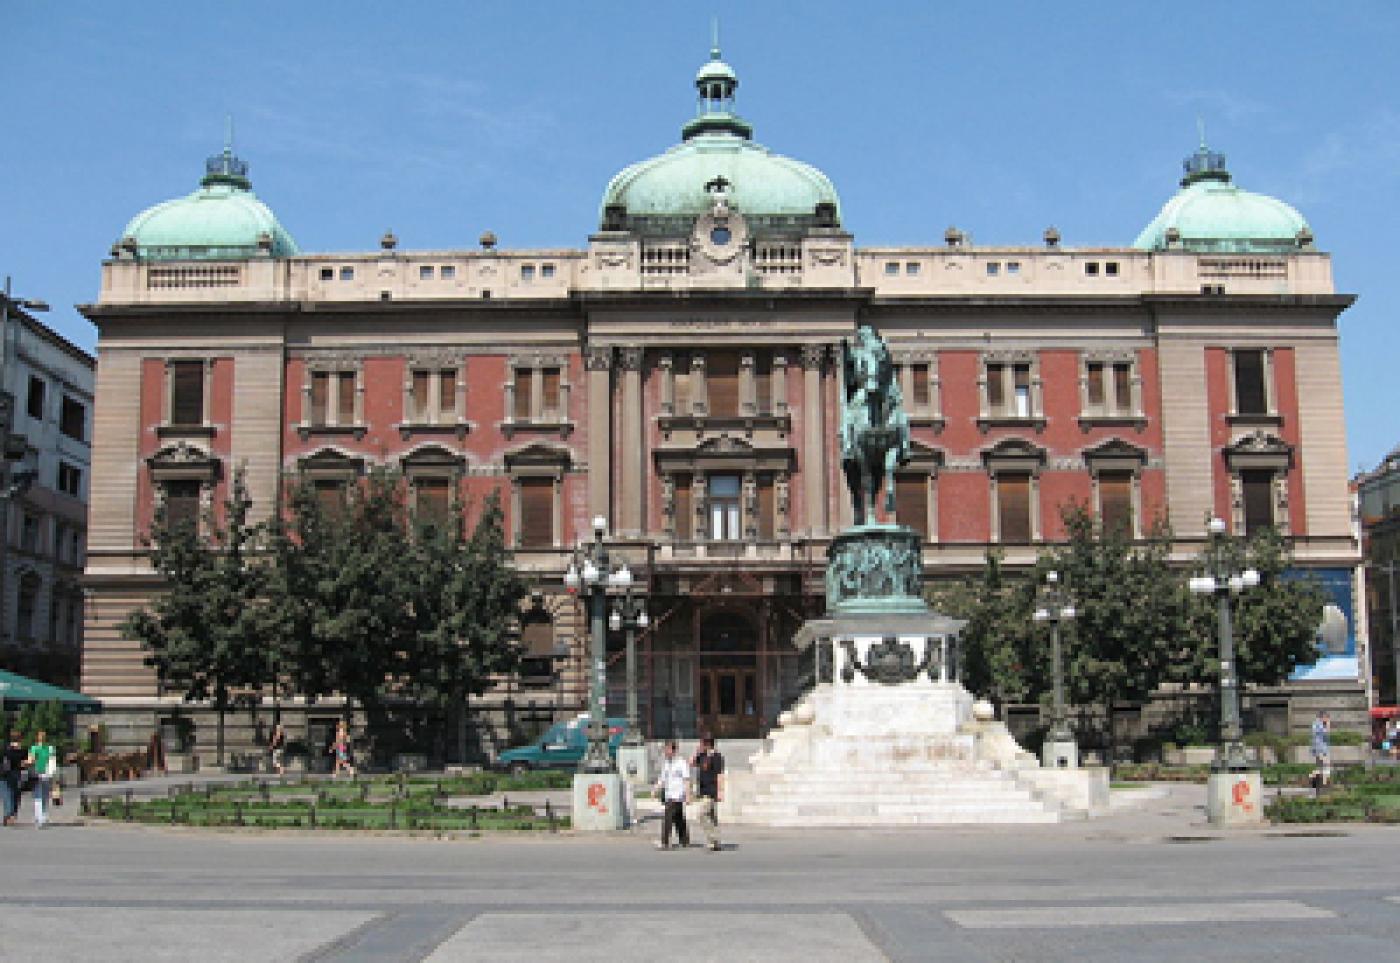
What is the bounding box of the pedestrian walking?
[25,730,57,828]
[1311,711,1332,786]
[654,739,690,850]
[2,730,26,826]
[691,735,725,852]
[268,723,287,776]
[331,720,356,779]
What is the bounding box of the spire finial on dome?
[1180,125,1230,188]
[711,17,722,60]
[203,119,252,190]
[683,33,752,140]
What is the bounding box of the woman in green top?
[25,730,57,828]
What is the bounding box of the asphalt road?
[0,783,1397,961]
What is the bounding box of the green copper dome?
[120,148,299,261]
[599,47,841,229]
[1134,143,1311,253]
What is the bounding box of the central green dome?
[599,47,841,229]
[119,148,299,261]
[1134,143,1310,253]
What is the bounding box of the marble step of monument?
[749,784,1044,803]
[733,803,1061,826]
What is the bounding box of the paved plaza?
[0,782,1398,960]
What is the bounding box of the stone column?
[801,344,827,536]
[586,345,613,525]
[619,347,644,536]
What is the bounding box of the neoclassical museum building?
[80,48,1360,758]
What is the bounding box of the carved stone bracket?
[618,347,644,372]
[800,343,826,370]
[585,345,613,371]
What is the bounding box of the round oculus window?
[710,226,732,246]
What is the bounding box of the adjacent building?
[79,48,1360,759]
[0,290,93,688]
[1358,448,1400,706]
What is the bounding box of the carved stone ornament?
[618,347,644,372]
[825,525,924,613]
[839,637,930,685]
[807,246,847,267]
[800,343,826,369]
[585,345,613,371]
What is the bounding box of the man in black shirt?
[692,735,725,852]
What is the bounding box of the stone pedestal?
[1042,738,1079,770]
[1206,770,1265,827]
[572,772,627,831]
[615,744,651,787]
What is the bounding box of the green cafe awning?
[0,669,101,713]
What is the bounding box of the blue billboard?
[1283,566,1359,682]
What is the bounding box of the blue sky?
[4,1,1397,470]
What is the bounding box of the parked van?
[495,715,628,773]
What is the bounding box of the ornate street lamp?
[609,585,648,749]
[1033,570,1078,768]
[563,515,631,775]
[1188,516,1260,774]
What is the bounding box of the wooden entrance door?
[697,667,758,738]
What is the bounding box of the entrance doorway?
[698,611,760,738]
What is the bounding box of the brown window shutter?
[1242,469,1274,535]
[514,369,533,421]
[309,372,329,425]
[520,615,555,657]
[1099,471,1133,535]
[754,352,772,415]
[1086,362,1105,407]
[911,363,930,408]
[439,369,457,416]
[416,478,450,521]
[1234,350,1267,415]
[673,474,692,540]
[896,474,928,538]
[986,363,1005,410]
[170,361,204,426]
[1113,363,1132,413]
[338,371,357,424]
[707,351,740,417]
[998,473,1031,542]
[411,370,430,420]
[519,477,554,547]
[756,474,775,539]
[541,367,561,418]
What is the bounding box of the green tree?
[1183,526,1328,690]
[122,469,274,764]
[1042,505,1187,760]
[928,552,1038,705]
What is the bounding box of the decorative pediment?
[147,442,220,483]
[654,436,795,473]
[904,440,945,471]
[1083,438,1148,472]
[297,447,365,481]
[1224,430,1293,471]
[981,437,1046,473]
[401,444,467,477]
[504,441,572,472]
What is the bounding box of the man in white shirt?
[655,740,690,850]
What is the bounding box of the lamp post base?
[572,771,627,831]
[1206,769,1264,827]
[1041,737,1079,770]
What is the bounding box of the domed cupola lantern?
[1134,133,1312,255]
[116,134,299,262]
[683,43,753,141]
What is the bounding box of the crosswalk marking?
[946,900,1334,929]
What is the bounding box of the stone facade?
[78,53,1360,765]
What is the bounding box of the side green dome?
[599,46,841,230]
[120,148,299,261]
[1134,143,1311,253]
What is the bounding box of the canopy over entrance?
[0,669,101,713]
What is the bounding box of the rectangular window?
[440,265,456,280]
[911,362,930,408]
[309,373,329,426]
[1112,362,1132,413]
[164,480,200,531]
[1105,261,1120,276]
[1241,469,1274,535]
[1013,365,1031,417]
[27,377,44,420]
[540,367,561,419]
[986,262,1000,276]
[541,263,556,279]
[20,513,38,553]
[709,474,742,541]
[169,361,203,427]
[1006,261,1021,275]
[415,477,451,522]
[756,474,776,539]
[1099,471,1133,535]
[313,480,345,514]
[673,474,693,540]
[707,351,740,418]
[520,264,535,281]
[895,474,928,539]
[1084,262,1100,276]
[905,262,920,276]
[1086,362,1106,407]
[339,266,354,281]
[411,370,431,420]
[60,396,86,441]
[57,462,81,498]
[885,261,899,276]
[518,477,553,547]
[1233,349,1268,415]
[319,267,334,281]
[997,473,1032,543]
[438,369,457,416]
[753,352,772,415]
[674,359,691,414]
[419,265,434,280]
[986,363,1005,411]
[337,371,356,425]
[513,369,534,421]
